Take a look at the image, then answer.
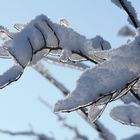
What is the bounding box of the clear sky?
[0,0,140,140]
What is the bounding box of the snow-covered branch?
[54,32,140,112]
[111,0,140,28]
[0,14,111,89]
[0,1,140,139]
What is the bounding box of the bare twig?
[0,129,54,140]
[39,97,88,140]
[63,123,88,140]
[35,62,116,140]
[38,97,66,121]
[33,62,69,95]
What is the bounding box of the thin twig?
[39,97,88,140]
[34,62,115,140]
[33,62,69,95]
[0,128,54,140]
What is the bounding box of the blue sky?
[0,0,140,140]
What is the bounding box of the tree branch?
[118,0,139,29]
[43,56,89,71]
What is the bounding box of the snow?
[123,135,140,140]
[118,25,135,37]
[54,36,140,112]
[1,14,112,68]
[4,37,33,67]
[48,17,90,51]
[0,65,23,89]
[90,36,111,50]
[30,49,49,65]
[33,15,58,48]
[110,104,140,126]
[43,15,112,61]
[92,34,140,60]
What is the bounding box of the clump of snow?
[91,36,111,50]
[0,65,23,88]
[4,37,33,67]
[110,104,140,126]
[118,25,135,37]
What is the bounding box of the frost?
[110,104,140,126]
